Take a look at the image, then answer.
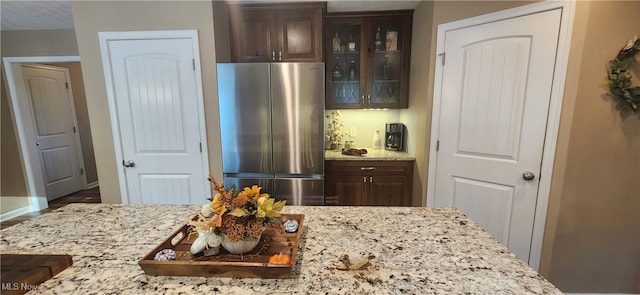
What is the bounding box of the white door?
[21,64,85,200]
[100,31,210,205]
[431,9,562,262]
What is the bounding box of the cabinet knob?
[369,176,373,193]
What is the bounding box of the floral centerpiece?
[188,176,286,255]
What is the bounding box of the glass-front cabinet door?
[366,17,409,108]
[325,11,413,109]
[326,20,363,109]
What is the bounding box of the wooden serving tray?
[0,254,73,295]
[139,214,304,278]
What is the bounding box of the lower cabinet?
[325,160,413,206]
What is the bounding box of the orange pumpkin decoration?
[268,253,291,265]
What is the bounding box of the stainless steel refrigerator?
[216,63,325,205]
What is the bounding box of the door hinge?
[65,82,69,89]
[436,140,440,151]
[80,168,84,175]
[192,59,196,71]
[438,52,446,66]
[199,142,202,153]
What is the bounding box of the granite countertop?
[325,149,415,161]
[0,204,560,294]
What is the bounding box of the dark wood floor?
[1,187,101,229]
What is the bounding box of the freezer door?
[274,177,324,205]
[271,63,325,175]
[217,63,272,174]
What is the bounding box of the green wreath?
[607,36,640,112]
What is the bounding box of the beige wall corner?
[2,80,31,214]
[71,1,223,204]
[1,77,28,200]
[539,0,591,280]
[542,1,640,293]
[407,0,434,206]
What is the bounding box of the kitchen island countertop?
[325,149,415,161]
[0,204,560,294]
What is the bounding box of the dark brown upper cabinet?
[325,10,413,109]
[228,2,325,63]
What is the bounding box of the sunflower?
[237,185,270,202]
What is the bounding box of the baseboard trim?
[0,205,33,222]
[87,181,99,189]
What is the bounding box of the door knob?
[522,171,535,181]
[123,160,135,168]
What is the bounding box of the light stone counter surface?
[325,149,415,161]
[0,204,560,294]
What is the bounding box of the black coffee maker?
[385,123,405,151]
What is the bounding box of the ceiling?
[1,1,74,31]
[0,0,422,31]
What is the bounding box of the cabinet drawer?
[325,160,412,175]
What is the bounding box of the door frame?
[3,56,86,211]
[98,29,210,204]
[426,1,575,270]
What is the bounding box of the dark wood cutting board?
[1,254,73,295]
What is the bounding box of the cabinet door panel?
[326,21,364,109]
[229,3,323,63]
[325,175,362,206]
[230,11,275,62]
[367,175,406,206]
[366,16,410,108]
[325,160,413,206]
[279,10,322,61]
